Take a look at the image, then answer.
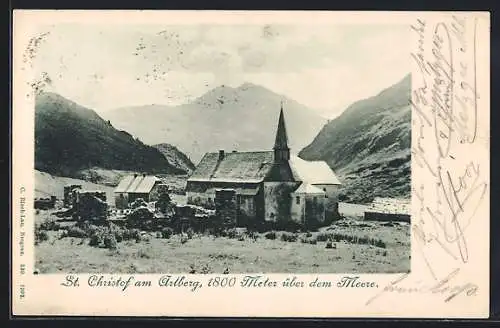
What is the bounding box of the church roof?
[293,183,325,194]
[274,107,289,150]
[289,156,342,185]
[188,152,342,185]
[188,151,275,183]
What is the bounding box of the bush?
[247,230,259,241]
[161,227,174,239]
[89,234,102,247]
[326,241,333,249]
[65,226,87,238]
[226,228,237,239]
[316,232,332,242]
[35,228,49,244]
[40,219,61,231]
[200,263,212,274]
[375,239,387,249]
[305,232,313,238]
[264,231,277,240]
[122,228,142,242]
[104,234,118,250]
[301,237,317,245]
[280,232,298,242]
[114,230,124,242]
[308,238,317,245]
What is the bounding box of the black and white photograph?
[12,10,491,318]
[29,21,413,274]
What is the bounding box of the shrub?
[308,238,317,245]
[104,234,118,250]
[155,231,163,239]
[280,232,298,242]
[113,230,124,242]
[124,228,142,242]
[89,234,102,247]
[226,228,237,239]
[247,230,258,241]
[201,263,212,274]
[66,226,87,238]
[316,232,332,242]
[301,237,316,245]
[35,229,49,244]
[375,239,387,249]
[161,227,174,239]
[40,219,61,231]
[326,241,333,249]
[305,232,313,238]
[264,231,277,240]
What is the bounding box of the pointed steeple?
[273,101,290,162]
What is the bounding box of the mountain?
[101,83,327,164]
[35,92,187,176]
[153,143,196,174]
[299,74,411,204]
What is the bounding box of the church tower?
[273,103,290,162]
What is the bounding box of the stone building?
[186,105,342,228]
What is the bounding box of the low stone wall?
[364,211,410,223]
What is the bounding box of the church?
[185,105,342,228]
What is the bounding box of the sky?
[31,23,410,117]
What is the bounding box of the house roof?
[293,183,325,194]
[114,175,160,194]
[289,156,342,185]
[188,151,275,183]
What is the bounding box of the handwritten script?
[368,15,487,306]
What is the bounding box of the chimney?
[218,150,225,161]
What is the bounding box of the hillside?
[153,143,196,174]
[299,74,411,204]
[35,169,115,205]
[35,92,187,176]
[102,83,327,164]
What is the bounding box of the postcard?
[11,10,490,317]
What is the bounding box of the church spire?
[273,101,290,162]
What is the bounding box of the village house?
[114,174,163,209]
[185,106,342,228]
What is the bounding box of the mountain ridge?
[101,83,327,164]
[299,74,411,204]
[35,92,189,177]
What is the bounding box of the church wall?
[313,184,341,222]
[304,195,326,228]
[263,182,300,223]
[290,193,305,224]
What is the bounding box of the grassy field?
[35,209,410,274]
